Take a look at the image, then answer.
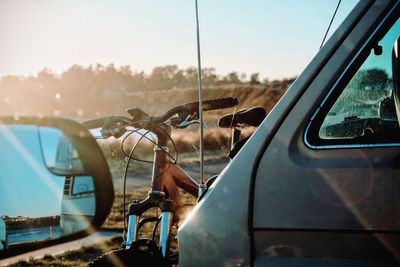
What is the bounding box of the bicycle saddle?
[218,106,266,128]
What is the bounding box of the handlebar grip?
[124,97,239,128]
[184,97,239,112]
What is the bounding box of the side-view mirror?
[0,116,114,259]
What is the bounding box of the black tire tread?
[87,247,169,267]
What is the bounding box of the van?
[179,1,400,266]
[60,176,95,235]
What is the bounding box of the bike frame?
[124,125,199,257]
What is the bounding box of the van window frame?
[70,176,95,197]
[305,8,400,149]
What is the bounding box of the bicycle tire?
[88,239,170,267]
[87,248,170,267]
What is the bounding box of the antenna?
[320,0,342,49]
[195,0,206,197]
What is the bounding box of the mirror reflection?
[39,127,85,175]
[0,125,95,250]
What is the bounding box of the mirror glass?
[39,127,85,175]
[0,125,95,250]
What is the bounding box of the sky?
[0,0,359,80]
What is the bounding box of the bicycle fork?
[159,211,173,256]
[125,196,174,257]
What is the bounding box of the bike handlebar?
[82,97,239,132]
[143,97,239,125]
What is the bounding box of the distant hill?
[0,86,284,124]
[0,64,294,124]
[0,64,290,124]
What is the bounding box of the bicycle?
[83,97,265,266]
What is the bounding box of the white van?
[60,176,95,235]
[54,134,96,235]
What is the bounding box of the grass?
[6,236,123,267]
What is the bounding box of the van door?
[253,1,400,266]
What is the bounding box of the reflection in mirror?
[61,176,95,235]
[0,125,95,250]
[39,127,85,175]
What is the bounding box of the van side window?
[307,18,400,147]
[71,176,94,196]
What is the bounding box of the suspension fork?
[158,201,174,256]
[126,197,174,256]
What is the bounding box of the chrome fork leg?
[159,211,173,257]
[126,215,139,249]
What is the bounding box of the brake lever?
[101,127,127,139]
[101,119,128,138]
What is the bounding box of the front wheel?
[87,239,170,267]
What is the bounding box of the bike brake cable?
[121,127,177,164]
[122,130,150,242]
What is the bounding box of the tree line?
[0,64,296,95]
[0,64,296,118]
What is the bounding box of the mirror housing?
[0,116,114,259]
